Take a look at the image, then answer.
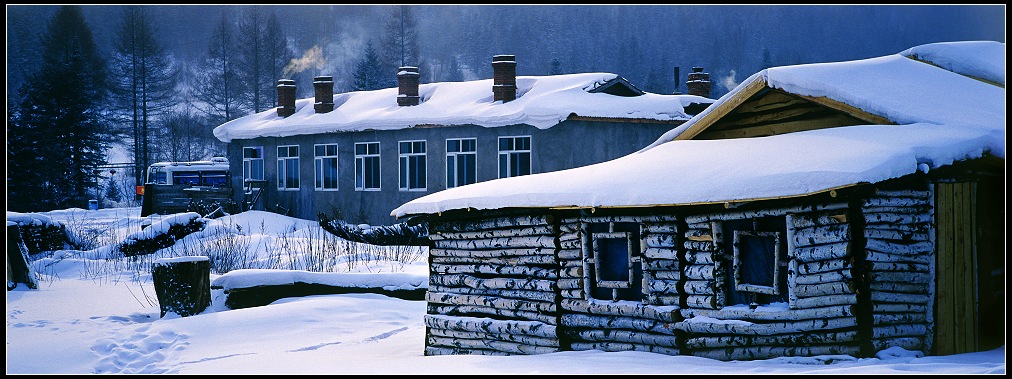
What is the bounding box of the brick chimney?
[397,66,420,106]
[314,76,334,113]
[686,66,711,98]
[277,79,296,117]
[492,54,516,102]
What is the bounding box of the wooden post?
[152,256,211,317]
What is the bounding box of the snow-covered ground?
[6,207,1005,374]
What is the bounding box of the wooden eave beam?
[791,93,894,126]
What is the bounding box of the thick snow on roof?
[391,41,1005,218]
[213,73,712,142]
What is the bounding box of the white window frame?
[277,145,300,191]
[243,146,265,184]
[498,135,532,179]
[314,143,339,191]
[446,138,477,188]
[399,140,427,191]
[355,142,381,191]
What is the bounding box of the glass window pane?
[447,139,460,153]
[519,152,531,175]
[447,158,455,188]
[464,154,476,184]
[499,154,508,178]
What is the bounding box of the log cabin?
[212,56,714,226]
[391,41,1005,360]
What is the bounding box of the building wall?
[226,119,678,225]
[420,181,942,360]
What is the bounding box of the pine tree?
[379,5,421,86]
[352,41,387,91]
[7,5,112,211]
[549,58,563,75]
[193,12,248,127]
[110,6,179,194]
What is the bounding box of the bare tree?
[192,12,248,126]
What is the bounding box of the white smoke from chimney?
[283,45,326,78]
[720,69,739,92]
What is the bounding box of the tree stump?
[7,224,38,290]
[152,256,211,317]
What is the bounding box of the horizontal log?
[559,266,582,278]
[791,294,857,309]
[792,224,850,247]
[686,221,713,230]
[560,259,583,268]
[685,330,859,349]
[869,271,930,284]
[872,189,930,198]
[869,281,928,294]
[560,313,679,335]
[682,280,715,295]
[559,238,581,250]
[428,284,555,303]
[872,324,927,338]
[792,242,850,263]
[863,212,932,225]
[557,278,583,290]
[433,236,556,250]
[863,222,931,233]
[867,261,929,272]
[684,203,848,224]
[647,280,681,294]
[873,303,927,313]
[427,336,558,355]
[864,250,931,265]
[431,263,557,279]
[872,337,924,352]
[681,304,855,322]
[424,314,557,338]
[790,213,847,229]
[873,312,927,326]
[869,291,930,304]
[690,344,861,361]
[424,346,510,356]
[683,264,716,280]
[679,316,858,336]
[426,291,557,313]
[559,298,680,322]
[684,240,715,251]
[560,288,585,299]
[684,250,715,265]
[645,234,677,248]
[651,270,680,281]
[431,255,556,266]
[431,215,552,233]
[685,295,716,309]
[793,270,852,286]
[645,294,680,307]
[793,281,855,298]
[643,258,680,272]
[643,247,678,260]
[862,197,930,208]
[573,214,679,224]
[797,258,852,275]
[428,225,554,241]
[430,247,554,258]
[566,328,680,347]
[570,341,679,356]
[861,206,930,214]
[428,304,556,325]
[431,273,555,292]
[643,223,679,234]
[428,327,559,347]
[558,248,582,260]
[864,229,929,243]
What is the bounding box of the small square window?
[732,230,783,295]
[583,222,642,302]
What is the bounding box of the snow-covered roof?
[212,73,713,142]
[391,41,1005,219]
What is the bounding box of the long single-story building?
[212,56,714,225]
[391,41,1005,360]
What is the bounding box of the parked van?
[140,157,232,216]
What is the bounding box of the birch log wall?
[861,188,934,353]
[424,213,561,356]
[419,184,939,360]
